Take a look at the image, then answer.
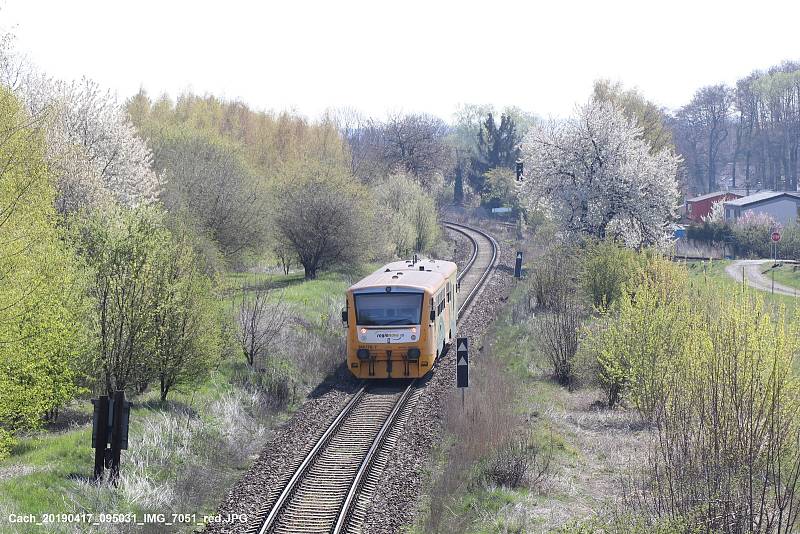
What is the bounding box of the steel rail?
[256,386,366,534]
[331,220,498,533]
[442,221,499,314]
[254,220,497,534]
[331,381,415,533]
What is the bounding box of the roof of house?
[724,191,800,207]
[349,259,457,292]
[687,190,743,203]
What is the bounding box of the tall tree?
[74,205,168,396]
[0,88,88,457]
[592,79,673,153]
[273,157,372,280]
[469,113,521,192]
[13,75,162,213]
[676,85,733,193]
[150,219,221,401]
[520,100,680,248]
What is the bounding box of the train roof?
[348,259,457,293]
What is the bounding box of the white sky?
[2,0,799,121]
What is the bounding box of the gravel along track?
[206,221,511,534]
[360,223,517,534]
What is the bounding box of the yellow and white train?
[342,258,458,379]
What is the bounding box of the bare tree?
[675,85,733,193]
[533,299,584,387]
[273,160,371,279]
[237,289,287,368]
[382,112,453,187]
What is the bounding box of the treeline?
[670,61,800,195]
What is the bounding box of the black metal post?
[514,252,523,279]
[93,396,109,481]
[109,390,125,483]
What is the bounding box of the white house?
[723,191,800,225]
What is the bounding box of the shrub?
[533,299,585,387]
[589,254,800,531]
[582,241,645,309]
[525,245,581,311]
[637,291,800,532]
[588,257,694,412]
[481,435,550,490]
[236,288,288,367]
[731,209,779,258]
[0,88,89,451]
[554,513,703,534]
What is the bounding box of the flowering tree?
[1,36,161,212]
[519,100,681,248]
[701,200,726,225]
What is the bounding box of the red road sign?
[772,231,781,242]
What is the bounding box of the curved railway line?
[249,221,498,534]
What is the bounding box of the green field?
[684,259,800,311]
[763,262,800,292]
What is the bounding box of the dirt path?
[724,260,800,297]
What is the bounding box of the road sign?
[456,337,468,388]
[514,251,523,279]
[772,231,781,242]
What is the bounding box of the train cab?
[343,258,458,379]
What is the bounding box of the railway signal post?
[514,252,523,279]
[456,337,468,410]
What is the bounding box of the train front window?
[354,293,423,326]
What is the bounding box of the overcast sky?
[2,0,799,121]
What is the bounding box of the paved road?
[724,260,800,297]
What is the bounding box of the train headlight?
[357,348,370,361]
[360,328,367,334]
[407,348,421,361]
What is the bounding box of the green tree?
[142,124,269,264]
[0,88,88,458]
[374,174,440,257]
[592,79,674,153]
[480,168,518,210]
[273,158,372,279]
[469,113,520,193]
[73,204,169,396]
[150,218,222,401]
[453,163,465,204]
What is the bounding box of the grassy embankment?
[413,269,648,534]
[417,254,800,534]
[0,268,363,534]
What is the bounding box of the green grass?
[684,259,800,312]
[220,265,378,321]
[0,264,370,533]
[763,262,800,292]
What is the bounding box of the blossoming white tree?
[1,36,161,212]
[519,100,681,248]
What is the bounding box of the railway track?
[250,221,497,534]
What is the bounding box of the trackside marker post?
[514,252,523,279]
[91,390,131,483]
[456,337,468,410]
